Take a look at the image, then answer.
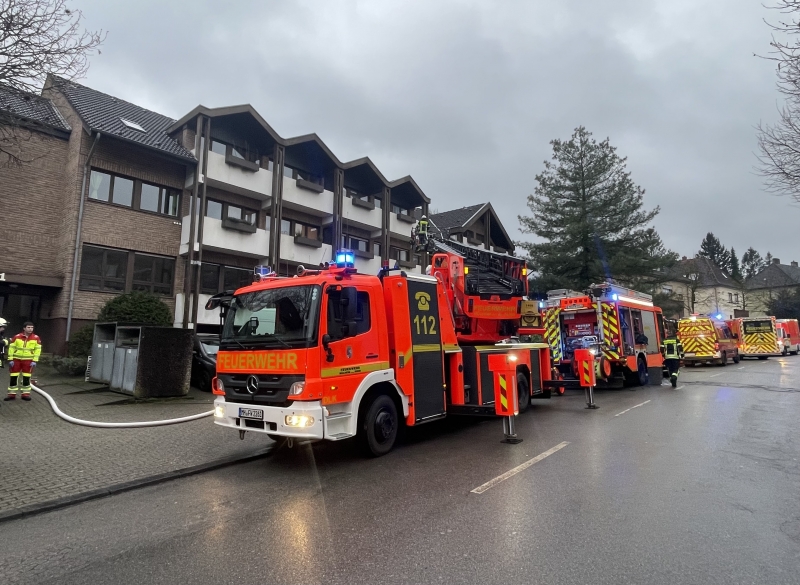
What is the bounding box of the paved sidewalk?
[0,366,270,518]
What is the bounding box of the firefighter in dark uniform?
[662,333,684,388]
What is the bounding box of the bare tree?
[0,0,104,165]
[756,1,800,197]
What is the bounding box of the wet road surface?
[2,357,799,584]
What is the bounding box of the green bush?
[97,291,173,326]
[68,324,95,358]
[51,356,88,376]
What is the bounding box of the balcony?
[174,293,220,327]
[279,233,333,266]
[342,196,383,232]
[192,150,272,201]
[180,215,270,258]
[281,176,335,218]
[389,211,416,237]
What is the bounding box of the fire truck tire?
[358,394,398,457]
[635,356,647,386]
[733,352,740,364]
[516,372,530,413]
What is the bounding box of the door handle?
[366,353,379,359]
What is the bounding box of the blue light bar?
[254,265,273,277]
[715,313,723,320]
[335,250,355,267]
[612,293,618,301]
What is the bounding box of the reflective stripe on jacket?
[8,333,42,361]
[662,338,682,359]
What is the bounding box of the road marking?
[676,386,685,390]
[470,441,570,494]
[737,366,745,370]
[709,373,722,378]
[614,400,651,417]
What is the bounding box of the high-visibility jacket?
[8,333,42,361]
[662,338,683,359]
[418,219,428,236]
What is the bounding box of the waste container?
[90,323,193,398]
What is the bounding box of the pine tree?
[741,247,765,279]
[698,232,731,272]
[729,247,742,281]
[518,126,676,290]
[766,251,774,266]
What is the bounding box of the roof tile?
[0,84,70,132]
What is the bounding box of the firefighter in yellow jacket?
[6,322,42,401]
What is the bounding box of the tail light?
[212,376,225,396]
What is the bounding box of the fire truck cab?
[543,283,664,387]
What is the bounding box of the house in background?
[429,203,516,254]
[746,258,800,316]
[661,256,742,319]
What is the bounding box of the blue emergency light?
[538,301,544,309]
[612,293,619,301]
[335,250,355,267]
[715,313,723,320]
[254,265,274,280]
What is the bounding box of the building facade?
[429,203,515,254]
[661,256,742,319]
[0,77,428,353]
[745,258,800,316]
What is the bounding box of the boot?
[21,393,31,401]
[4,394,16,401]
[670,374,678,388]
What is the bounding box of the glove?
[30,362,36,368]
[7,360,14,368]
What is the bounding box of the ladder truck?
[208,241,551,457]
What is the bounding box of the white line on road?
[709,373,722,378]
[676,386,685,390]
[737,367,745,370]
[470,441,570,494]
[614,400,651,417]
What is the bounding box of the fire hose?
[30,384,214,428]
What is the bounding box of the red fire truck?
[542,283,665,387]
[209,242,551,456]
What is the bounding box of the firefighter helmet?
[0,318,7,327]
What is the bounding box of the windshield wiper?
[222,338,250,351]
[260,333,292,349]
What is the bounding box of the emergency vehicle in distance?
[727,316,782,359]
[208,242,551,457]
[542,284,664,388]
[776,318,800,356]
[676,314,740,366]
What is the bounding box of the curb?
[0,446,274,524]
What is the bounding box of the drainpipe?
[65,132,101,342]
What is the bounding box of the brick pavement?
[0,366,269,517]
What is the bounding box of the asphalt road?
[2,358,799,585]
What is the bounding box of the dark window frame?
[79,245,175,296]
[206,198,258,226]
[88,168,181,218]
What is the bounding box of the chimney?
[681,256,687,261]
[773,258,781,265]
[792,261,798,268]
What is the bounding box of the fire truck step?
[327,433,353,441]
[325,412,352,421]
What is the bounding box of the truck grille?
[218,373,303,406]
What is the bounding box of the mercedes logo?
[246,375,260,394]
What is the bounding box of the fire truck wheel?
[733,352,740,364]
[516,372,530,413]
[359,394,398,457]
[636,356,647,386]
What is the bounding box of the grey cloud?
[76,0,793,262]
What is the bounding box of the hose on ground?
[30,384,214,428]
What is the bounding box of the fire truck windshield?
[221,285,321,349]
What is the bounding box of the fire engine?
[208,241,551,457]
[542,284,665,388]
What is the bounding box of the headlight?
[214,405,225,418]
[289,381,306,396]
[285,415,314,427]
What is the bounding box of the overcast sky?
[73,0,794,264]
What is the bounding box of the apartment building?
[0,77,428,352]
[661,256,742,319]
[745,258,800,316]
[429,203,515,253]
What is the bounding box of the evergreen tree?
[698,232,731,272]
[518,126,676,290]
[741,247,765,279]
[766,251,774,265]
[729,247,742,281]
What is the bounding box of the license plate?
[684,352,695,357]
[239,408,263,420]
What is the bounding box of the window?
[223,267,252,291]
[326,289,371,339]
[294,222,319,240]
[734,293,739,303]
[206,200,223,220]
[373,242,381,256]
[210,140,226,156]
[346,236,368,252]
[374,197,382,209]
[390,247,410,262]
[132,254,175,295]
[227,204,256,225]
[281,219,291,235]
[662,284,673,295]
[79,245,127,292]
[200,263,221,294]
[391,204,409,215]
[120,118,146,132]
[88,169,179,216]
[728,293,733,302]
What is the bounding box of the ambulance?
[677,315,739,366]
[727,316,782,359]
[776,319,800,355]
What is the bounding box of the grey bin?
[89,323,193,398]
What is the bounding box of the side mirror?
[249,316,259,334]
